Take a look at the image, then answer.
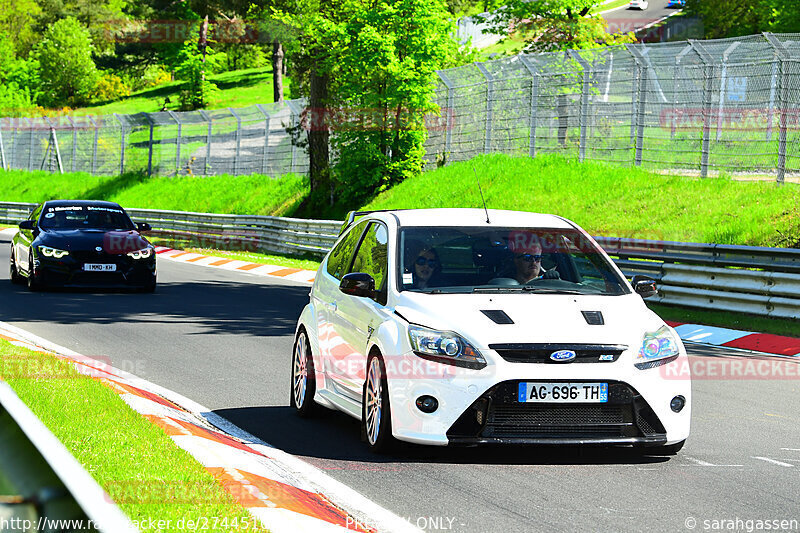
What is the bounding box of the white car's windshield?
[399,226,629,295]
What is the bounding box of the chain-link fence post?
[168,111,182,175]
[145,114,155,177]
[0,123,7,170]
[43,117,64,174]
[569,51,591,163]
[199,110,212,176]
[255,104,271,175]
[475,62,494,154]
[690,40,714,178]
[89,116,99,174]
[519,56,539,159]
[437,71,455,157]
[626,45,648,167]
[228,107,242,176]
[9,122,17,169]
[765,33,789,184]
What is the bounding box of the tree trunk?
[272,40,284,102]
[308,68,330,203]
[199,15,209,82]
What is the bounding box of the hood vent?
[481,310,514,325]
[581,311,604,325]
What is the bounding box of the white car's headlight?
[635,325,680,369]
[408,325,487,369]
[39,246,69,258]
[127,248,153,259]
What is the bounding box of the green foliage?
[90,72,132,103]
[685,0,800,38]
[327,0,459,205]
[34,17,99,107]
[175,36,224,110]
[478,0,635,51]
[0,0,42,56]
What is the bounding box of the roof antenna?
[472,165,490,224]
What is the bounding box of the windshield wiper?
[519,287,585,294]
[472,286,586,295]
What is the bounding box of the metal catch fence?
[1,33,800,182]
[1,202,798,319]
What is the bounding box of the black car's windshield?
[39,205,135,231]
[399,226,629,296]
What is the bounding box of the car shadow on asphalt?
[213,406,672,466]
[0,278,310,338]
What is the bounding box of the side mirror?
[340,272,376,298]
[136,222,152,232]
[18,220,35,231]
[631,275,658,298]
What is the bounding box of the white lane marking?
[752,456,794,467]
[780,448,800,451]
[684,456,743,467]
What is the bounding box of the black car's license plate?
[518,382,608,403]
[83,264,116,272]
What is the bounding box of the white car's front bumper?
[386,348,691,446]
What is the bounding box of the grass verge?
[0,169,309,217]
[71,67,290,116]
[363,153,800,248]
[0,340,264,531]
[647,303,799,338]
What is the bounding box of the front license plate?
[518,382,608,403]
[83,264,116,272]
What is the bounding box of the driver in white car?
[508,230,560,283]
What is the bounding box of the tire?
[290,330,318,417]
[362,353,394,453]
[26,249,41,292]
[9,249,23,285]
[138,278,157,293]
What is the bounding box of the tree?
[684,0,800,38]
[331,0,460,204]
[35,17,99,107]
[478,0,634,52]
[0,0,42,56]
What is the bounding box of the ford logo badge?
[95,247,103,252]
[550,350,577,362]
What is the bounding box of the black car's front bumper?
[32,252,156,289]
[446,380,668,446]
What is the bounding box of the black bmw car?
[9,200,157,292]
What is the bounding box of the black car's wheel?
[290,330,318,417]
[26,249,41,292]
[9,249,23,285]
[362,353,394,453]
[138,278,157,293]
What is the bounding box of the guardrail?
[2,201,798,319]
[0,381,138,533]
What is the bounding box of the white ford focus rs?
[291,209,691,453]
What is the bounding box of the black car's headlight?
[408,325,487,369]
[127,248,153,259]
[39,246,69,258]
[635,325,680,369]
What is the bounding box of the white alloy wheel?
[291,331,317,416]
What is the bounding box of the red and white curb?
[0,321,421,533]
[154,247,317,285]
[666,321,800,358]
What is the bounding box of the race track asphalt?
[1,236,798,532]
